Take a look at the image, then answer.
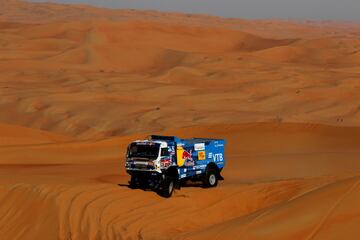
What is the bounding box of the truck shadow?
[117,181,208,190]
[117,183,194,198]
[117,183,155,191]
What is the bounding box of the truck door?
[160,147,172,168]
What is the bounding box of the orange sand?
[0,0,360,239]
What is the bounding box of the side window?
[161,148,169,157]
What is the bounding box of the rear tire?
[203,169,218,188]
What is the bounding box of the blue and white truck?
[125,135,226,197]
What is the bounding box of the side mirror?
[125,146,130,158]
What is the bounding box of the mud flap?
[174,179,181,190]
[218,174,224,181]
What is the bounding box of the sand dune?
[185,177,360,240]
[0,17,360,138]
[0,0,360,239]
[0,123,71,146]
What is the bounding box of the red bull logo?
[182,150,192,160]
[177,146,194,167]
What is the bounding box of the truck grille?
[128,160,155,170]
[133,164,152,169]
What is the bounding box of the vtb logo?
[213,153,223,162]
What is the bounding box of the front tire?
[203,169,218,188]
[129,174,147,189]
[129,175,139,189]
[160,176,175,198]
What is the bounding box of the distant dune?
[0,14,360,138]
[0,0,360,239]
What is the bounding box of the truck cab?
[125,135,226,197]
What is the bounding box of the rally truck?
[125,135,226,197]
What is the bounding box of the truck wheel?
[203,169,218,188]
[160,177,175,198]
[129,175,139,189]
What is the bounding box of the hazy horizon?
[30,0,360,21]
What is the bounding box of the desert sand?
[0,0,360,239]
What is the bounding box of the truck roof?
[149,135,225,144]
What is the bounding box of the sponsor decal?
[177,146,195,167]
[194,165,206,169]
[169,146,175,155]
[194,143,205,151]
[196,170,202,174]
[160,158,171,168]
[213,153,223,162]
[136,142,156,145]
[198,151,206,160]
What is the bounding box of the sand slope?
[0,123,359,239]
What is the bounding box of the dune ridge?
[1,0,360,39]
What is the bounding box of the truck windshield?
[128,143,159,160]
